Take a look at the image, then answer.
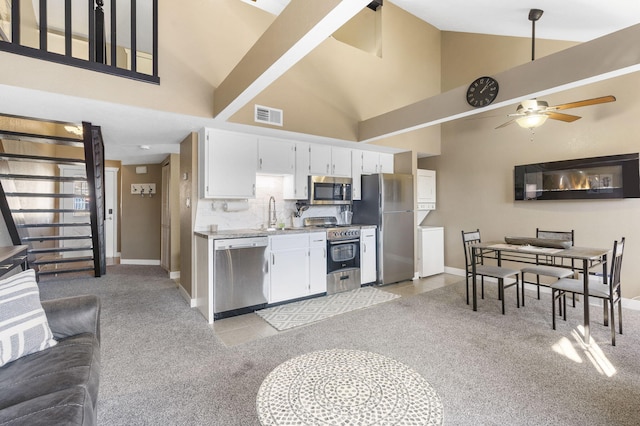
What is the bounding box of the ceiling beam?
[358,23,640,142]
[213,0,372,121]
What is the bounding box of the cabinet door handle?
[253,184,256,196]
[272,253,275,266]
[259,158,263,169]
[363,243,366,253]
[324,248,326,258]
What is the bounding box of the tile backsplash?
[194,175,341,231]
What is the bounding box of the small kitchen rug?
[256,349,444,425]
[255,287,400,331]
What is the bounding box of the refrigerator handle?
[379,193,382,209]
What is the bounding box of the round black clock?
[466,76,499,107]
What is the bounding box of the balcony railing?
[0,0,158,83]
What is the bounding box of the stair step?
[17,223,92,228]
[0,174,86,182]
[22,235,92,242]
[28,246,93,254]
[38,267,96,277]
[5,193,80,199]
[0,152,86,165]
[11,209,89,213]
[31,256,94,266]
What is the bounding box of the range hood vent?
[255,105,283,126]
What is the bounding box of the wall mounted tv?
[514,153,640,201]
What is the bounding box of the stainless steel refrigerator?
[353,173,414,285]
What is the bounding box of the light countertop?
[195,224,376,240]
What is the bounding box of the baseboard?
[444,266,466,277]
[178,284,195,307]
[120,259,161,266]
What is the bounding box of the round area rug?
[256,349,443,425]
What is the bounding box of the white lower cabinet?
[269,232,327,303]
[309,232,327,295]
[360,227,377,284]
[418,226,444,277]
[269,234,310,303]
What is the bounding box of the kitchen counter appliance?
[308,176,352,205]
[353,173,414,285]
[304,216,361,294]
[213,236,269,319]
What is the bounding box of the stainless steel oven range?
[305,216,361,294]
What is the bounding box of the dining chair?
[461,229,520,315]
[551,237,625,346]
[520,229,575,307]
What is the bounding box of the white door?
[104,168,117,259]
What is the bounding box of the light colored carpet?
[257,348,443,425]
[255,286,400,331]
[36,265,640,426]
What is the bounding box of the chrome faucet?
[268,196,277,228]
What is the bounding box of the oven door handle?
[329,239,360,245]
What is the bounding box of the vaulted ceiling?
[1,1,640,163]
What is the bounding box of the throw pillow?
[0,269,57,367]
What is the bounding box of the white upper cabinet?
[309,145,351,177]
[351,152,363,201]
[257,138,295,175]
[417,169,436,208]
[361,150,380,174]
[283,142,310,200]
[352,151,395,199]
[379,153,394,173]
[361,151,394,174]
[199,128,257,199]
[309,144,332,175]
[331,147,352,177]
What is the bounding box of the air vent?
[255,105,283,126]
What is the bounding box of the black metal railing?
[0,0,158,84]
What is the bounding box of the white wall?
[194,175,341,232]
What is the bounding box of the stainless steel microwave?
[308,176,352,205]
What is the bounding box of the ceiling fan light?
[516,114,548,129]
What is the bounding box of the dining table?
[470,241,610,345]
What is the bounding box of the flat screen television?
[514,153,640,201]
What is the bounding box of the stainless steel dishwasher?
[213,236,269,319]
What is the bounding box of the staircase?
[0,117,106,280]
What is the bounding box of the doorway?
[58,165,119,259]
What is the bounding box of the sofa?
[0,294,101,426]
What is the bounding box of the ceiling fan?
[496,9,616,130]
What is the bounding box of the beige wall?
[179,133,198,297]
[0,2,441,143]
[420,42,640,298]
[440,31,578,92]
[162,154,181,275]
[230,2,442,140]
[121,164,162,261]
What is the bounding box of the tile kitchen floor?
[212,273,461,347]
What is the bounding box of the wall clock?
[466,76,499,107]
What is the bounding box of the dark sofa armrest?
[41,295,101,343]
